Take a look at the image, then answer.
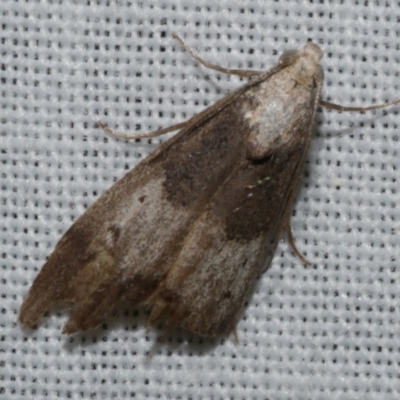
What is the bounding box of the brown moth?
[19,36,400,337]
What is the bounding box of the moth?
[19,35,400,337]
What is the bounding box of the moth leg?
[232,328,240,345]
[320,98,400,112]
[173,33,263,78]
[286,222,313,266]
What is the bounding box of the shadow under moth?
[19,35,400,337]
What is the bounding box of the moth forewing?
[20,40,388,338]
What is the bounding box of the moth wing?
[147,110,314,336]
[19,62,289,332]
[19,45,323,336]
[146,47,324,336]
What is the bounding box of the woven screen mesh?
[2,1,400,399]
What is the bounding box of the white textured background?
[2,1,400,399]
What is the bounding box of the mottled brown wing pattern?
[147,134,314,336]
[19,43,323,336]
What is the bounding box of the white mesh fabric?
[2,1,400,399]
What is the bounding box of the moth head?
[279,43,323,66]
[301,42,323,64]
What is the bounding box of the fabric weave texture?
[1,1,400,399]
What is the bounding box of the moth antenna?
[97,33,271,141]
[286,223,313,266]
[320,98,400,112]
[97,120,190,140]
[173,32,263,78]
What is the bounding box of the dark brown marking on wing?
[162,101,250,208]
[216,135,308,242]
